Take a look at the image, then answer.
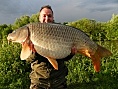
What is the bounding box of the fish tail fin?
[91,45,112,72]
[97,45,112,58]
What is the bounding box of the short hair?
[39,5,53,14]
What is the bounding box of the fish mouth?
[7,38,14,45]
[7,36,13,41]
[7,36,16,43]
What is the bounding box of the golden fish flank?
[7,22,112,72]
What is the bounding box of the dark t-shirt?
[28,52,73,78]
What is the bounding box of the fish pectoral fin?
[29,41,36,53]
[20,42,32,60]
[46,57,58,70]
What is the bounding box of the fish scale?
[26,23,97,59]
[7,22,112,72]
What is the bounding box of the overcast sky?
[0,0,118,24]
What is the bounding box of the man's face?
[39,8,54,23]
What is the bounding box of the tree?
[29,12,39,22]
[13,15,30,29]
[106,14,118,40]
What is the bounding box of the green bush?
[0,42,30,89]
[0,14,118,89]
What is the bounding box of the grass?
[0,40,117,89]
[67,41,118,89]
[68,71,118,89]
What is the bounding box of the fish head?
[7,26,29,43]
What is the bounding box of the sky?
[0,0,118,24]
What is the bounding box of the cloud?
[0,1,21,14]
[90,7,113,12]
[95,0,118,5]
[75,0,118,12]
[0,0,118,24]
[0,0,41,24]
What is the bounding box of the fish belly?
[34,43,71,59]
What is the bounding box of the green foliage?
[106,14,118,40]
[29,12,39,23]
[67,41,118,89]
[0,24,13,47]
[0,42,30,89]
[67,16,118,41]
[13,15,30,29]
[0,13,118,88]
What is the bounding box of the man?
[28,5,74,89]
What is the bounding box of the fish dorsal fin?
[46,57,58,70]
[20,42,32,60]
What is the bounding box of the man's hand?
[71,46,77,55]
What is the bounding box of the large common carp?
[7,22,112,72]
